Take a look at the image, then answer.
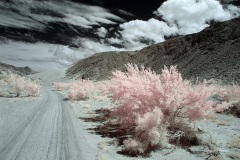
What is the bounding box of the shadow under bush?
[223,102,240,118]
[80,108,200,157]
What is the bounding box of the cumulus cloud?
[114,0,240,50]
[119,18,178,48]
[155,0,239,34]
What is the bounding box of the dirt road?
[0,70,95,160]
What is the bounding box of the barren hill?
[66,18,240,83]
[0,62,36,76]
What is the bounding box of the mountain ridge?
[66,18,240,84]
[0,62,36,76]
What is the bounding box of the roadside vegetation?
[53,79,95,101]
[53,63,239,156]
[0,72,40,97]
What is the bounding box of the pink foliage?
[53,79,96,101]
[67,79,96,101]
[67,89,86,101]
[24,80,40,97]
[219,83,240,101]
[0,72,40,97]
[213,83,240,112]
[52,82,71,91]
[215,101,231,112]
[135,108,165,146]
[123,138,144,154]
[100,63,229,153]
[101,64,218,127]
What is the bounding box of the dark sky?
[72,0,167,17]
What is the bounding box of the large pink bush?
[0,72,40,97]
[100,63,229,154]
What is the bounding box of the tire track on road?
[0,85,84,160]
[0,87,51,160]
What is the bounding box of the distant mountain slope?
[0,62,36,76]
[66,18,240,83]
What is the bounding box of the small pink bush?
[67,79,95,101]
[68,88,87,101]
[0,72,40,97]
[52,82,71,91]
[123,138,144,154]
[219,83,240,101]
[53,79,96,101]
[100,63,229,153]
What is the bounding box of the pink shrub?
[67,79,95,101]
[0,72,40,97]
[67,79,96,101]
[24,81,40,97]
[123,108,169,153]
[100,63,229,153]
[67,88,87,101]
[214,101,231,112]
[53,80,95,101]
[219,83,240,101]
[135,108,167,146]
[52,82,72,91]
[123,138,144,154]
[53,79,96,101]
[101,64,219,126]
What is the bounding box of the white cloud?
[155,0,239,34]
[0,0,124,30]
[107,37,122,44]
[53,46,77,66]
[116,9,135,17]
[64,14,94,28]
[0,5,45,30]
[86,15,116,25]
[113,0,240,50]
[96,27,108,38]
[65,2,125,26]
[78,39,123,57]
[227,4,240,17]
[120,18,178,44]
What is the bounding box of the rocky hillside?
[0,62,36,76]
[66,18,240,84]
